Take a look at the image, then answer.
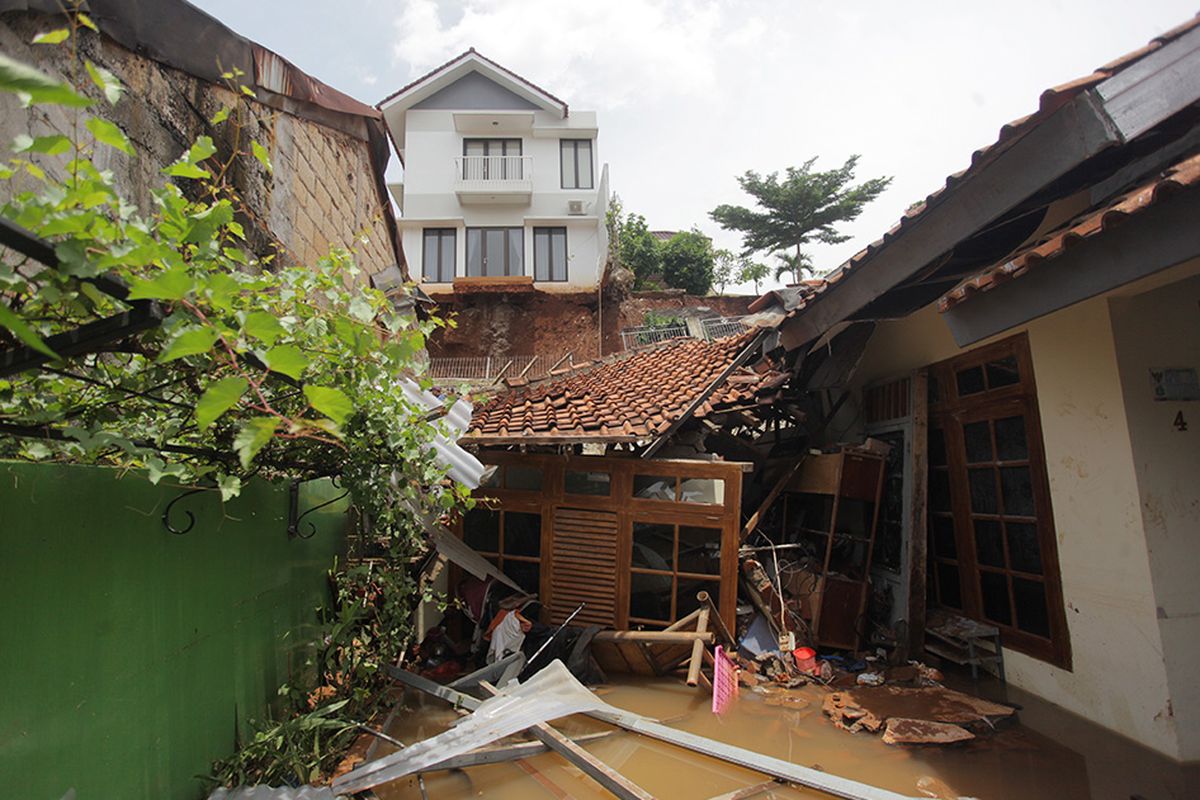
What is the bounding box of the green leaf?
[127,267,192,301]
[251,140,272,174]
[187,136,218,163]
[240,85,257,98]
[234,417,279,469]
[85,60,124,104]
[86,117,133,155]
[0,301,57,359]
[211,106,230,125]
[244,311,284,345]
[12,133,71,155]
[304,385,353,426]
[76,13,99,32]
[163,161,210,180]
[196,376,249,429]
[32,29,70,45]
[163,135,217,180]
[0,52,92,107]
[158,325,220,362]
[263,345,309,380]
[216,473,242,502]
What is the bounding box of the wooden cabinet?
[782,450,885,650]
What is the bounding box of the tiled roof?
[938,150,1200,310]
[754,14,1200,324]
[463,331,780,443]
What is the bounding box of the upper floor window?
[533,227,567,282]
[560,139,593,189]
[463,138,523,180]
[422,228,455,283]
[466,227,524,277]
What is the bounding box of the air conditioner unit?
[567,199,586,215]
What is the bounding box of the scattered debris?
[823,685,1015,744]
[881,718,975,746]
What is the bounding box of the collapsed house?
[425,13,1200,768]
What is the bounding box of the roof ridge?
[377,48,568,113]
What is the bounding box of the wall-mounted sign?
[1150,367,1200,401]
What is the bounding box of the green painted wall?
[0,462,347,799]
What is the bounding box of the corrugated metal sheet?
[207,787,339,800]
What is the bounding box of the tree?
[737,261,770,295]
[709,155,891,277]
[712,248,739,294]
[617,212,662,288]
[661,229,715,295]
[772,251,813,284]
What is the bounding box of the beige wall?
[1110,266,1200,761]
[843,274,1186,757]
[0,13,396,277]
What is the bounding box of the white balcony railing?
[453,155,533,183]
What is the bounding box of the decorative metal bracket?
[288,477,350,540]
[162,486,207,535]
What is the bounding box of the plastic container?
[793,646,818,674]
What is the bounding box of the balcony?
[452,155,533,204]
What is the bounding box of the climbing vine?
[1,9,468,784]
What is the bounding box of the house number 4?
[1175,411,1188,432]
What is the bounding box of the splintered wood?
[823,685,1015,745]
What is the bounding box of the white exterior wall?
[397,107,608,292]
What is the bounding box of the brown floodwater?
[370,672,1197,800]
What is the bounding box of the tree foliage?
[660,229,714,296]
[615,210,662,288]
[737,260,770,295]
[709,155,891,278]
[0,14,468,784]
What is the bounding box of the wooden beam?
[686,606,710,687]
[906,369,929,656]
[593,630,714,644]
[739,457,806,543]
[478,680,656,800]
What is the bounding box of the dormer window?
[560,139,593,189]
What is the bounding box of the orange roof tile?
[463,331,780,443]
[938,150,1200,310]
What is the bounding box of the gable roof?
[377,49,568,117]
[462,331,785,445]
[757,13,1200,345]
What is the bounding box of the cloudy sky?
[192,0,1196,293]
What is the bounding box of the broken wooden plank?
[706,780,784,800]
[420,731,615,771]
[478,680,655,800]
[880,718,974,746]
[687,607,711,687]
[593,630,714,644]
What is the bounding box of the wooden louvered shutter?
[548,507,618,626]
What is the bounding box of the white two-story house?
[378,50,609,294]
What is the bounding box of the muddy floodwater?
[372,674,1197,800]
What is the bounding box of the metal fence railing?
[427,354,572,383]
[619,323,689,351]
[701,316,749,340]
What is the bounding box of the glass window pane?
[505,559,540,595]
[423,232,439,281]
[466,229,483,276]
[957,365,985,396]
[677,526,721,575]
[507,227,523,275]
[928,427,947,467]
[986,356,1020,389]
[578,141,593,188]
[629,571,672,621]
[995,415,1029,461]
[561,141,575,189]
[551,229,567,280]
[1006,521,1043,574]
[440,230,455,281]
[534,229,550,281]
[968,468,998,514]
[633,474,676,501]
[929,469,952,511]
[676,578,720,618]
[980,570,1012,625]
[504,465,542,491]
[936,562,962,609]
[963,421,993,463]
[931,514,957,559]
[928,373,942,405]
[1000,466,1035,517]
[1013,577,1051,637]
[565,470,610,496]
[480,465,502,489]
[632,522,674,570]
[504,511,541,557]
[485,229,506,276]
[973,518,1005,568]
[463,508,499,552]
[680,477,725,505]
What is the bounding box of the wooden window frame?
[465,226,524,277]
[421,227,455,283]
[560,139,594,190]
[926,333,1072,669]
[533,226,568,282]
[462,505,543,595]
